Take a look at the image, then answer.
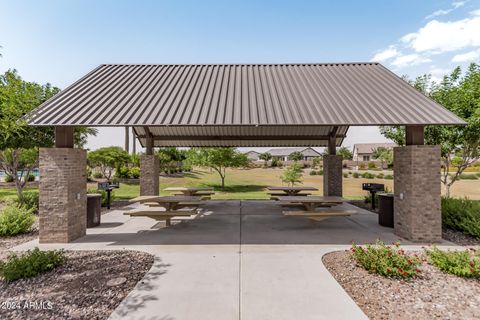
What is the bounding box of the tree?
[337,147,353,160]
[87,146,130,180]
[288,151,304,162]
[380,64,480,197]
[281,163,303,187]
[0,70,96,198]
[372,147,393,168]
[188,147,249,190]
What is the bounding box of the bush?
[425,246,480,278]
[4,175,14,183]
[368,161,376,169]
[361,172,375,179]
[353,172,360,178]
[458,173,478,180]
[87,189,115,207]
[93,172,103,179]
[0,205,35,237]
[15,191,39,213]
[442,197,480,238]
[384,174,394,180]
[0,248,65,282]
[350,241,422,278]
[130,167,140,179]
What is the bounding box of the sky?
[1,0,479,152]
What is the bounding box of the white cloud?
[370,46,399,62]
[391,54,432,68]
[452,49,480,62]
[403,15,480,53]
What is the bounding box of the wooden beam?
[328,126,338,155]
[406,125,424,145]
[55,126,74,148]
[144,126,154,155]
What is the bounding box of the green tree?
[337,147,353,160]
[188,147,249,190]
[87,146,130,180]
[288,151,304,162]
[372,147,393,168]
[0,70,96,198]
[380,64,480,197]
[281,163,303,187]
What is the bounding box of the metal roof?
[25,62,465,147]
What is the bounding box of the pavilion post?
[323,127,343,197]
[393,125,441,242]
[140,128,159,196]
[39,126,87,243]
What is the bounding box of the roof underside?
[26,63,465,147]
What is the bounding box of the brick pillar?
[140,154,159,196]
[394,145,441,242]
[323,155,343,197]
[39,148,87,243]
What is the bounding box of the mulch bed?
[323,251,480,320]
[0,250,154,320]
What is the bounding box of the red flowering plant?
[350,240,422,279]
[424,246,480,278]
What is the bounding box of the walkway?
[14,200,451,320]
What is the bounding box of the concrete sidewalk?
[14,200,454,320]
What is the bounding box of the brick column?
[39,148,87,243]
[140,154,159,196]
[394,145,441,242]
[323,155,343,197]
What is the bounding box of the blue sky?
[1,0,479,151]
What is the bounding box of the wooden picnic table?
[164,187,214,196]
[277,196,345,211]
[129,195,202,210]
[267,186,318,196]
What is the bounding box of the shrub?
[309,170,317,176]
[15,191,39,213]
[0,205,35,237]
[0,248,65,282]
[93,172,103,179]
[4,175,14,183]
[458,173,478,180]
[87,189,115,207]
[353,172,360,178]
[425,246,480,278]
[441,197,480,238]
[384,174,394,180]
[343,173,348,178]
[361,172,375,179]
[350,241,422,278]
[376,173,384,179]
[130,167,140,179]
[368,161,376,169]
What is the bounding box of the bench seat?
[283,209,356,221]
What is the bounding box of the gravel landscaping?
[323,250,480,320]
[0,250,154,320]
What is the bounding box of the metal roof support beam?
[406,125,424,145]
[55,126,74,148]
[328,126,338,155]
[144,126,154,155]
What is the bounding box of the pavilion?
[25,63,466,243]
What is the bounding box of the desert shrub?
[15,191,39,213]
[93,172,103,179]
[0,205,35,237]
[87,189,115,207]
[376,173,384,179]
[368,161,376,169]
[343,173,348,178]
[353,172,360,178]
[425,246,480,278]
[4,175,14,183]
[309,170,317,176]
[458,173,478,180]
[384,174,394,180]
[0,248,65,282]
[441,197,480,238]
[361,172,375,179]
[130,167,140,179]
[350,241,422,278]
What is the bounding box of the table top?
[277,196,345,203]
[130,195,202,203]
[164,187,214,192]
[267,186,318,191]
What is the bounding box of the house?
[266,147,322,161]
[352,143,397,162]
[244,150,261,161]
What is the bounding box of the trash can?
[87,194,102,228]
[378,193,394,228]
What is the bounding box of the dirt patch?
[323,250,480,320]
[0,250,154,320]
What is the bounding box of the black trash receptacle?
[87,194,102,228]
[378,193,394,228]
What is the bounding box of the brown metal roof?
[26,63,465,127]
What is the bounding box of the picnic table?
[164,187,214,197]
[277,196,345,211]
[267,186,318,196]
[129,195,202,210]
